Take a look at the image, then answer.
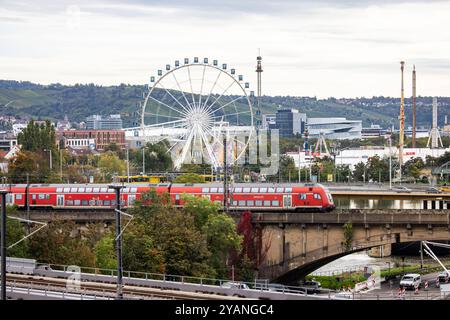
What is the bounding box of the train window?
[63,187,70,193]
[175,194,180,200]
[93,187,100,193]
[86,187,93,192]
[234,187,242,193]
[264,200,271,206]
[78,187,85,193]
[130,188,137,193]
[82,200,88,206]
[108,188,114,193]
[202,188,209,193]
[16,194,23,200]
[123,188,130,193]
[218,187,224,193]
[111,200,116,206]
[260,187,267,193]
[89,200,95,205]
[243,187,251,193]
[100,188,107,193]
[299,193,307,200]
[285,187,292,193]
[247,200,254,206]
[56,188,63,193]
[71,187,78,193]
[272,200,280,206]
[32,194,36,200]
[313,194,322,200]
[45,194,50,200]
[268,187,275,193]
[66,200,74,206]
[276,187,284,193]
[238,200,246,206]
[210,187,218,193]
[232,200,237,206]
[255,200,263,206]
[251,188,259,193]
[96,200,103,206]
[74,200,81,205]
[104,200,111,206]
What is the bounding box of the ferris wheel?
[141,57,254,169]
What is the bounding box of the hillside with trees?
[2,80,450,128]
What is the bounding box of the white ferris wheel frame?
[140,61,254,169]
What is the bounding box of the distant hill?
[1,80,449,128]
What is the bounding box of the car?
[334,291,353,300]
[400,273,421,289]
[220,281,250,290]
[392,186,412,193]
[438,270,450,282]
[267,283,287,292]
[299,280,322,293]
[426,187,442,194]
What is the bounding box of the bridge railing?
[34,262,311,294]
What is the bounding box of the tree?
[98,151,126,181]
[181,194,220,229]
[353,162,365,182]
[278,155,298,182]
[27,221,96,267]
[8,150,52,183]
[203,213,242,279]
[17,119,56,153]
[174,173,205,184]
[93,235,117,270]
[6,207,29,258]
[132,141,173,173]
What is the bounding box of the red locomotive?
[2,183,334,212]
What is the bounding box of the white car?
[392,186,412,193]
[400,274,421,289]
[438,270,450,282]
[221,281,249,290]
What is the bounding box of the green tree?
[174,173,205,184]
[8,150,52,183]
[93,235,117,270]
[98,151,126,181]
[132,141,173,173]
[6,207,29,258]
[181,194,220,229]
[203,213,242,279]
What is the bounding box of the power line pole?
[0,190,8,300]
[109,185,124,300]
[223,135,229,213]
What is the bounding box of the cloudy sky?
[1,0,450,98]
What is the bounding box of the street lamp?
[141,146,147,175]
[43,149,53,170]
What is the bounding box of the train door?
[6,194,14,205]
[57,195,64,207]
[283,195,292,209]
[128,195,136,206]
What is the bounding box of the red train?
[2,183,335,212]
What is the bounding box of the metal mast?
[399,61,405,174]
[412,65,417,148]
[427,97,444,148]
[256,50,263,128]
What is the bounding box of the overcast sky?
[1,0,450,98]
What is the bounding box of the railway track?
[7,274,245,300]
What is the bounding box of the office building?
[275,109,306,137]
[86,114,123,130]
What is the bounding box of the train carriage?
[2,182,334,212]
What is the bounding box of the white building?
[287,147,450,170]
[65,138,96,149]
[307,118,362,140]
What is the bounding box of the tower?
[412,65,417,148]
[256,50,263,127]
[399,61,405,167]
[427,97,443,149]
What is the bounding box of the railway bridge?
[253,209,450,284]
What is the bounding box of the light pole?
[142,146,147,175]
[126,147,130,183]
[109,184,124,300]
[298,145,301,183]
[44,149,52,170]
[60,149,63,181]
[387,134,392,190]
[0,190,8,300]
